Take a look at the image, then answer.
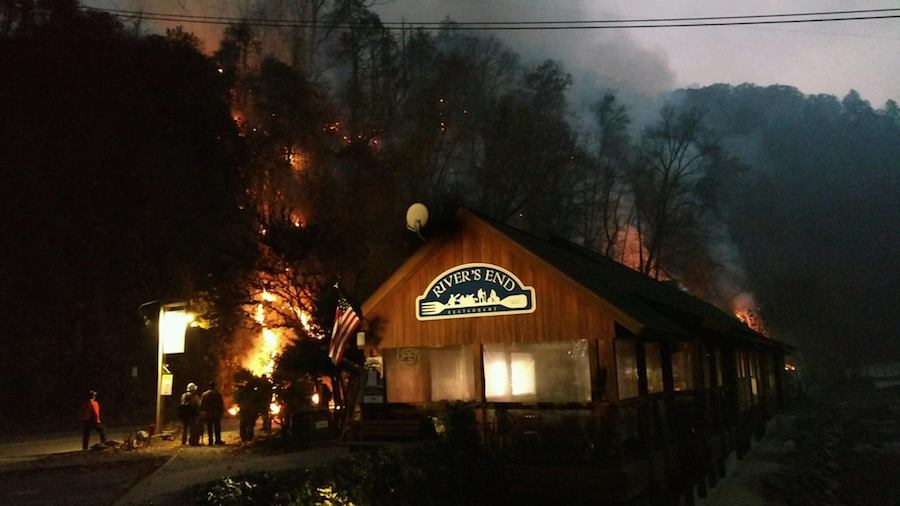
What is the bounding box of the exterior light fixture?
[155,302,191,435]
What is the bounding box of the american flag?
[327,296,360,365]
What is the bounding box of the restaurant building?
[359,208,794,503]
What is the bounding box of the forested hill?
[673,84,900,373]
[2,2,898,433]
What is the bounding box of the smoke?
[375,0,676,130]
[89,0,676,131]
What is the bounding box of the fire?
[616,225,646,271]
[269,402,281,415]
[286,147,306,173]
[299,310,315,335]
[733,292,767,335]
[605,225,668,280]
[243,290,292,377]
[228,405,239,416]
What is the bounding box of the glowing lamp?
[160,309,192,354]
[155,302,191,435]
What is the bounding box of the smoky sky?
[90,0,899,110]
[375,0,900,107]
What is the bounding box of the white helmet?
[187,382,198,392]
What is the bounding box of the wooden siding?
[363,215,619,349]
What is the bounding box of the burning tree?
[733,292,768,336]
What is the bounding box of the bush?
[195,443,504,506]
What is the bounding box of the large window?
[615,340,640,400]
[671,343,695,392]
[483,340,591,403]
[645,342,664,394]
[384,345,476,403]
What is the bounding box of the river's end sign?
[416,263,536,321]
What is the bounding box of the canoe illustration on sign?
[416,263,536,321]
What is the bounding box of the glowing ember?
[286,147,306,172]
[269,402,281,415]
[228,405,239,416]
[733,292,767,335]
[289,212,304,228]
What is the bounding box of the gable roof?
[363,208,791,351]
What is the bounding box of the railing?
[367,391,765,468]
[483,391,729,466]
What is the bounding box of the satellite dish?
[406,203,429,240]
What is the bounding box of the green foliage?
[202,475,272,506]
[195,443,503,506]
[435,401,479,455]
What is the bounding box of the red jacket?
[81,400,101,423]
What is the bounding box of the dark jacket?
[179,391,200,420]
[200,389,225,419]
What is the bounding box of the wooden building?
[359,209,793,504]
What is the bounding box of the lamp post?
[156,302,192,435]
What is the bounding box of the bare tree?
[629,105,726,278]
[577,93,633,258]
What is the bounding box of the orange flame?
[733,292,767,335]
[243,290,291,377]
[286,147,306,173]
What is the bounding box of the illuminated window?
[384,346,475,403]
[510,353,536,396]
[616,340,639,400]
[671,343,695,392]
[645,342,664,394]
[483,340,590,403]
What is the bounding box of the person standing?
[177,384,196,445]
[259,375,273,434]
[180,383,202,446]
[200,381,225,445]
[81,390,106,450]
[234,380,259,442]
